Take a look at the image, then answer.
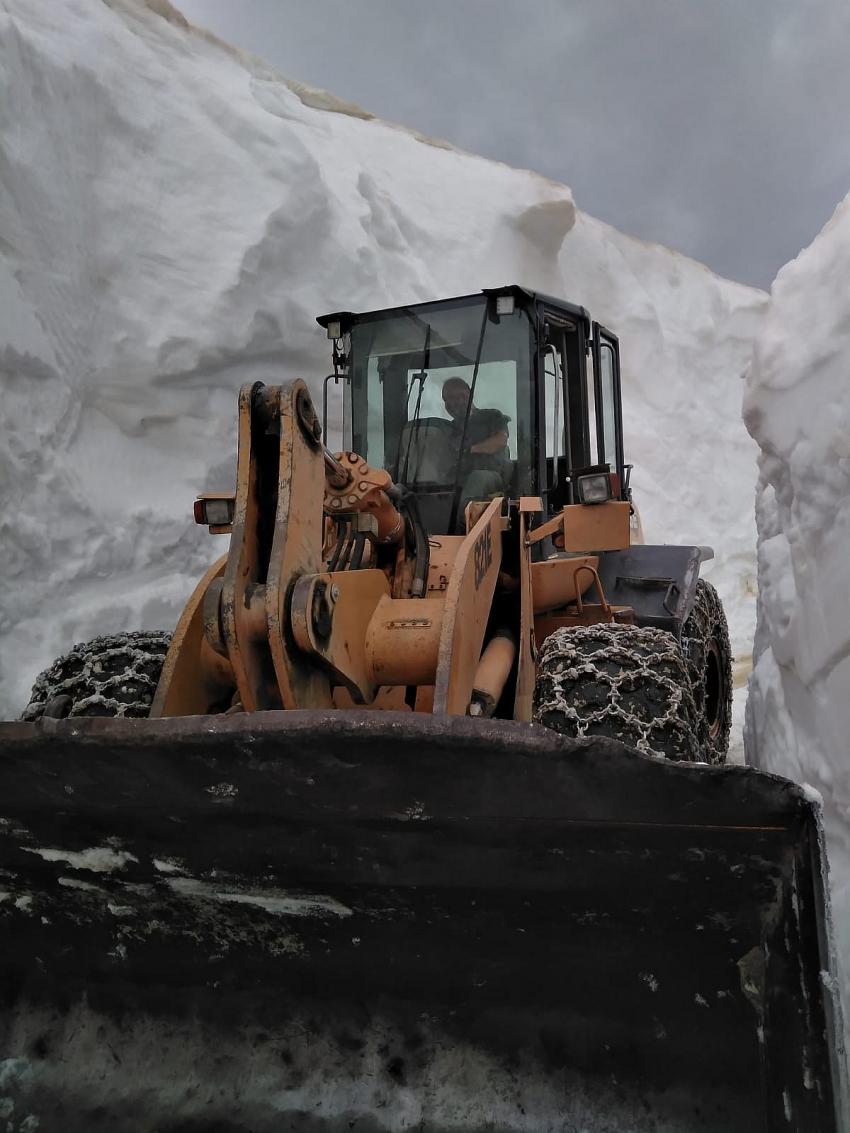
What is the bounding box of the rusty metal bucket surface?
[0,711,844,1132]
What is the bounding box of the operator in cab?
[441,377,511,519]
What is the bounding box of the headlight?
[194,496,235,527]
[576,472,612,505]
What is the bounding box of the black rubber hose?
[405,491,430,598]
[328,520,347,571]
[349,532,367,571]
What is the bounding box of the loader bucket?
[0,711,845,1132]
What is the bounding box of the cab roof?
[316,286,591,335]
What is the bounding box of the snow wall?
[0,0,765,729]
[744,192,850,1049]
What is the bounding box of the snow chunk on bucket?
[167,877,352,918]
[22,846,138,873]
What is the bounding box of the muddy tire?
[533,623,699,761]
[22,631,171,721]
[680,580,733,764]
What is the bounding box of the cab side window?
[591,325,624,485]
[544,344,566,465]
[597,343,617,469]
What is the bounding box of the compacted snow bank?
[744,192,850,1049]
[0,0,764,726]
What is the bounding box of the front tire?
[22,631,171,721]
[680,580,733,764]
[533,623,699,761]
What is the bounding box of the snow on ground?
[744,191,850,1053]
[0,0,764,729]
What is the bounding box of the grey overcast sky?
[177,0,850,289]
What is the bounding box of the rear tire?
[22,631,171,721]
[680,580,732,764]
[533,623,699,761]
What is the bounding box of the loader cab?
[318,287,626,535]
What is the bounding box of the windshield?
[349,296,533,498]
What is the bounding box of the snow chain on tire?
[533,623,700,761]
[680,579,733,764]
[22,631,172,721]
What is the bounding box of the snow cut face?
[744,189,850,1056]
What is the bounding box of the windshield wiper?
[396,322,430,484]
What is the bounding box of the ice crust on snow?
[0,0,764,735]
[744,190,850,1051]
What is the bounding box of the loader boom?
[154,380,510,717]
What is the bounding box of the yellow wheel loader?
[2,287,846,1131]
